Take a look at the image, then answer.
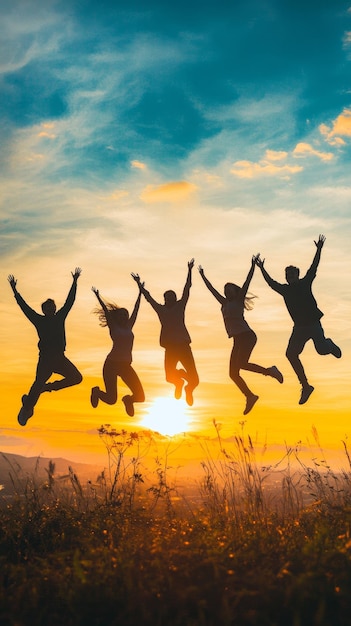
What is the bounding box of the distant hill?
[0,451,104,496]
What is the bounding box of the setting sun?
[141,396,190,436]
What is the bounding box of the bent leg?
[96,357,118,405]
[47,354,83,391]
[119,364,145,403]
[164,347,183,386]
[229,337,254,397]
[237,330,271,375]
[286,327,309,386]
[177,344,199,406]
[26,356,53,409]
[178,344,199,392]
[311,322,341,357]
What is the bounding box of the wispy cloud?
[230,153,303,179]
[0,2,67,74]
[343,30,351,47]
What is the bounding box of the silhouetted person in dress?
[8,269,83,426]
[91,283,145,417]
[255,235,341,404]
[199,256,283,415]
[131,259,199,406]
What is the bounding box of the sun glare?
[141,396,190,436]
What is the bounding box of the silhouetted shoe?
[90,386,99,408]
[18,395,34,426]
[184,385,193,406]
[268,366,284,383]
[243,394,259,415]
[329,342,342,358]
[299,385,314,405]
[174,379,184,400]
[122,395,134,417]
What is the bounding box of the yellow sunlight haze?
[141,396,190,436]
[140,181,197,203]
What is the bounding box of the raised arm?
[131,273,159,310]
[92,287,109,318]
[198,266,225,304]
[180,258,194,303]
[255,255,272,283]
[60,267,82,316]
[255,255,283,292]
[241,255,257,297]
[8,274,38,322]
[129,282,144,328]
[308,234,325,276]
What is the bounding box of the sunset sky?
[1,0,350,470]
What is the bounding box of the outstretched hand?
[8,274,17,291]
[198,265,204,277]
[131,272,145,289]
[251,253,260,267]
[131,272,140,282]
[188,258,195,270]
[314,234,325,250]
[255,255,265,269]
[91,286,99,297]
[72,267,82,281]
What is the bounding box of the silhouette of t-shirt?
[108,324,134,364]
[143,293,191,347]
[14,282,77,354]
[264,266,323,326]
[221,299,251,337]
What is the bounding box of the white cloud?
[264,150,288,161]
[319,108,351,145]
[231,159,303,179]
[292,142,334,161]
[343,30,351,47]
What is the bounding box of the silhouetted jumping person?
[8,269,83,426]
[199,256,283,415]
[91,283,145,417]
[131,259,199,406]
[255,235,341,405]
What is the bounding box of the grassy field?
[1,423,351,626]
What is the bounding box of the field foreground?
[1,425,351,626]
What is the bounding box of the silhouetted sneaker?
[174,379,184,400]
[329,341,342,358]
[268,365,284,383]
[122,395,134,416]
[90,386,99,408]
[185,385,193,406]
[17,395,33,426]
[299,384,314,405]
[243,394,259,415]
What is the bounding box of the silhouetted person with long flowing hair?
[199,256,283,415]
[131,259,199,406]
[8,269,83,426]
[255,235,341,405]
[91,283,145,417]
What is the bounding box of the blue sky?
[0,0,350,462]
[1,0,350,268]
